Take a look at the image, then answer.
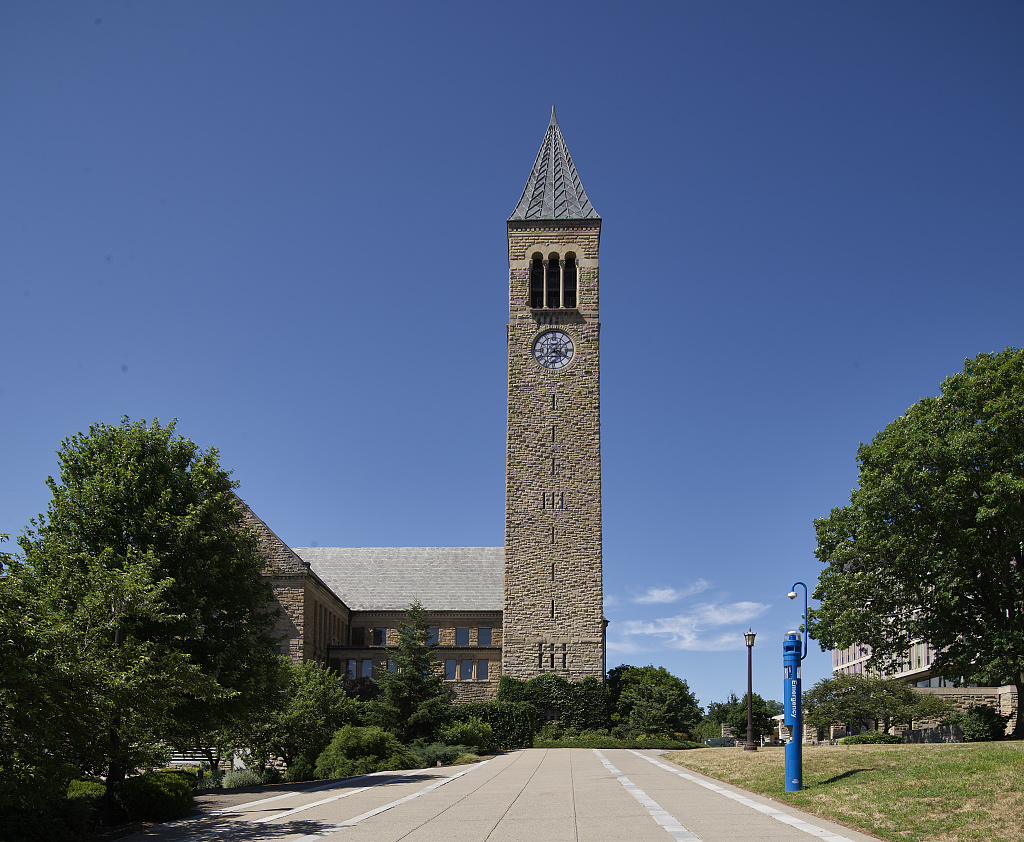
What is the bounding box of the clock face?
[533,330,574,369]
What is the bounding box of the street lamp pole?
[743,629,758,751]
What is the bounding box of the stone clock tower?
[503,109,606,681]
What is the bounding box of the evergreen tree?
[366,600,452,741]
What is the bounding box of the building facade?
[247,110,606,699]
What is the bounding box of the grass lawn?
[665,741,1024,842]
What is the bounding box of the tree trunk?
[100,627,126,825]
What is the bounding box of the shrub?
[315,726,419,779]
[197,770,223,790]
[452,752,481,765]
[408,741,470,767]
[260,767,283,785]
[113,770,195,822]
[0,798,96,842]
[532,733,701,750]
[438,717,495,754]
[284,755,316,783]
[962,704,1011,742]
[66,779,106,817]
[457,700,535,750]
[840,732,903,745]
[221,769,263,789]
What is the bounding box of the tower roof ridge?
[509,109,599,221]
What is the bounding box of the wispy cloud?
[606,638,643,655]
[603,594,621,609]
[620,601,769,651]
[631,579,711,604]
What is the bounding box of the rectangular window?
[372,628,387,646]
[455,628,470,646]
[460,659,473,680]
[426,627,439,646]
[478,628,492,646]
[361,659,372,679]
[386,659,396,673]
[351,627,365,646]
[477,659,489,681]
[445,659,457,680]
[345,659,356,679]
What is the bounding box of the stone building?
[832,640,1018,736]
[243,110,607,701]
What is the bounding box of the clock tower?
[503,109,606,681]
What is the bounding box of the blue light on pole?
[784,581,809,792]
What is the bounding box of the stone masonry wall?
[503,220,605,681]
[328,610,503,700]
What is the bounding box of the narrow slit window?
[551,563,555,581]
[530,254,545,308]
[550,599,555,618]
[563,253,577,308]
[550,526,555,544]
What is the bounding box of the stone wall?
[240,497,351,663]
[913,684,1018,736]
[328,609,503,701]
[503,219,605,681]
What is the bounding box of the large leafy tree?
[13,418,280,789]
[607,664,702,735]
[724,693,779,743]
[249,659,357,768]
[810,349,1024,737]
[804,674,953,735]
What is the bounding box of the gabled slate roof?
[509,107,600,222]
[292,547,504,612]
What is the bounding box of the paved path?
[127,749,882,842]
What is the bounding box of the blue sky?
[2,2,1022,710]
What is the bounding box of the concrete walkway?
[128,749,884,842]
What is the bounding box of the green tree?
[607,665,701,736]
[725,693,777,743]
[365,600,452,742]
[810,349,1024,738]
[12,418,280,796]
[804,675,954,736]
[249,659,357,769]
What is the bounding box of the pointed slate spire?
[509,107,600,221]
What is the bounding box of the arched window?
[546,253,560,308]
[562,253,577,309]
[530,254,545,308]
[529,251,579,310]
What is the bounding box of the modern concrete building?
[243,110,607,700]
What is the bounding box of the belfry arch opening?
[529,250,578,310]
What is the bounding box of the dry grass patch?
[665,742,1024,842]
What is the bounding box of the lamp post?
[784,581,809,791]
[743,629,758,751]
